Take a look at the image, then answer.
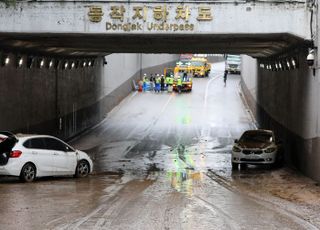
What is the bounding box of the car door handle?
[53,153,59,156]
[32,151,37,155]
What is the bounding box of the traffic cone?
[138,83,142,92]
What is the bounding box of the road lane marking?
[204,73,223,111]
[124,94,174,158]
[160,93,174,114]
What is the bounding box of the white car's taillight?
[10,150,22,158]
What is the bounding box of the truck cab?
[226,55,241,74]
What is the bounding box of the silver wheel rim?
[78,162,89,177]
[23,165,35,182]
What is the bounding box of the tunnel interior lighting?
[49,60,54,68]
[286,60,290,69]
[71,62,75,68]
[64,61,69,69]
[40,59,45,68]
[291,58,298,69]
[83,61,87,67]
[1,54,11,67]
[88,61,92,67]
[16,56,23,68]
[5,56,10,65]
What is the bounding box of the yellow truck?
[164,61,193,77]
[164,61,193,92]
[190,57,211,77]
[174,61,193,76]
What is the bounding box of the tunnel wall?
[0,53,178,140]
[241,54,320,182]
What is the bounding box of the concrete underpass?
[1,0,320,229]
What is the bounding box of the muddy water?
[1,63,320,229]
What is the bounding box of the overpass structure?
[0,0,310,57]
[2,0,320,182]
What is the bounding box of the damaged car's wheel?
[75,160,90,178]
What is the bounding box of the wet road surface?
[1,62,320,229]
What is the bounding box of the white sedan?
[231,129,283,169]
[0,132,93,182]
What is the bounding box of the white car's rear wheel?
[75,160,90,178]
[20,163,36,182]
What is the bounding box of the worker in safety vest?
[177,77,182,93]
[143,73,148,91]
[160,74,165,91]
[165,75,170,87]
[155,74,161,93]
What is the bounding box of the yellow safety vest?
[169,78,174,85]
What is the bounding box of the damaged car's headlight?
[232,146,241,152]
[264,147,276,153]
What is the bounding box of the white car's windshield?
[240,132,273,143]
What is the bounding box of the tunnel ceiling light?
[49,60,54,68]
[40,59,45,68]
[83,61,87,67]
[0,53,9,67]
[286,60,291,69]
[88,61,92,67]
[5,56,9,65]
[279,62,282,70]
[71,62,75,68]
[17,56,23,68]
[64,61,68,69]
[291,58,298,69]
